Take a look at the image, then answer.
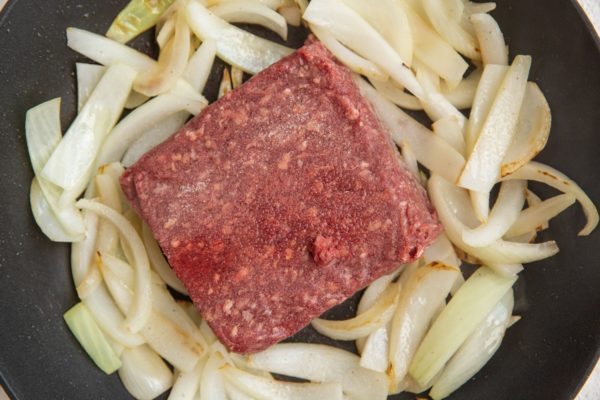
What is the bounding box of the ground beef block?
[121,39,442,353]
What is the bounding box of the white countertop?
[0,0,598,399]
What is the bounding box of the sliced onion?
[458,55,531,192]
[76,63,106,111]
[359,324,390,373]
[465,64,508,153]
[304,0,423,98]
[409,267,516,387]
[469,190,490,223]
[356,77,466,183]
[247,343,388,400]
[428,174,559,265]
[388,262,459,387]
[502,161,598,236]
[122,111,189,167]
[506,193,576,238]
[470,13,508,65]
[106,0,176,44]
[186,0,293,75]
[223,364,344,400]
[423,233,460,268]
[225,383,255,400]
[76,199,151,334]
[231,65,244,89]
[218,68,233,99]
[206,0,286,9]
[309,24,387,80]
[462,180,526,247]
[67,27,156,71]
[210,0,288,40]
[432,116,466,155]
[465,1,496,14]
[442,68,482,110]
[341,0,414,66]
[30,178,78,242]
[200,351,229,400]
[415,64,466,126]
[278,4,302,26]
[400,2,468,89]
[487,263,524,278]
[142,223,188,294]
[312,282,400,341]
[168,356,206,400]
[96,88,206,169]
[118,345,173,400]
[370,78,422,110]
[399,141,421,181]
[501,82,551,177]
[156,13,176,49]
[429,290,514,400]
[422,0,480,60]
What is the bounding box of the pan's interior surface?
[0,1,598,399]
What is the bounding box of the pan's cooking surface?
[0,1,598,399]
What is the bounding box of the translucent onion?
[428,174,559,265]
[106,0,176,44]
[470,13,508,65]
[122,111,189,167]
[501,82,551,177]
[118,345,173,400]
[168,357,206,400]
[309,24,387,80]
[370,78,422,111]
[200,351,228,400]
[355,77,466,183]
[218,68,233,99]
[462,180,527,247]
[311,282,400,341]
[506,193,576,238]
[304,0,423,99]
[278,4,302,26]
[422,233,460,268]
[459,55,531,192]
[501,161,598,236]
[432,116,466,155]
[359,324,390,373]
[210,0,289,40]
[76,199,152,334]
[388,262,459,387]
[247,343,388,400]
[142,223,188,294]
[76,63,105,111]
[63,302,122,374]
[223,365,344,400]
[415,64,466,126]
[429,290,514,400]
[409,267,516,387]
[422,0,480,60]
[442,68,482,110]
[186,0,293,75]
[30,178,78,242]
[231,65,244,89]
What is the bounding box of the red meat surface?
[121,40,442,353]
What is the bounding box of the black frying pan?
[0,1,598,399]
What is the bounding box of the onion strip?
[210,0,288,40]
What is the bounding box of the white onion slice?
[206,0,285,9]
[470,13,508,65]
[76,199,151,334]
[142,223,188,294]
[304,0,423,99]
[118,345,173,400]
[210,0,288,40]
[423,233,460,268]
[500,82,551,177]
[168,357,206,400]
[311,282,400,340]
[465,64,508,153]
[429,290,514,400]
[248,343,388,400]
[428,174,559,265]
[184,38,217,93]
[359,324,390,373]
[201,351,230,400]
[487,263,524,278]
[400,3,468,90]
[462,180,527,247]
[186,0,293,75]
[442,68,482,110]
[422,0,480,60]
[42,63,135,200]
[76,63,105,111]
[122,111,189,167]
[502,161,598,236]
[409,267,516,387]
[356,77,466,183]
[96,88,206,169]
[458,55,531,192]
[370,78,422,110]
[231,65,244,89]
[341,0,414,66]
[506,193,576,238]
[30,179,78,242]
[278,5,302,27]
[388,262,459,387]
[415,64,466,126]
[218,68,233,99]
[432,116,466,155]
[465,1,496,14]
[223,364,344,400]
[225,383,254,400]
[309,24,387,80]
